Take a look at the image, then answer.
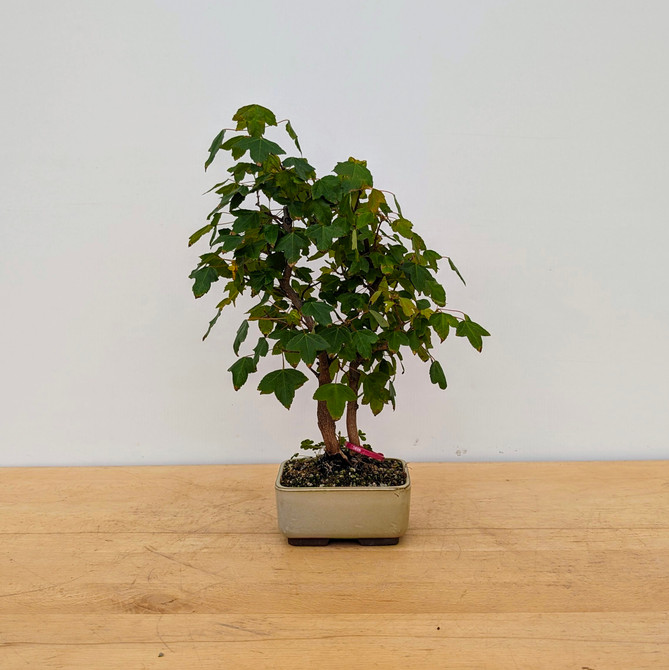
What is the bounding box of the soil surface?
[280,451,407,487]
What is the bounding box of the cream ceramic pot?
[275,460,411,545]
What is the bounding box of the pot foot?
[287,538,330,546]
[358,537,399,546]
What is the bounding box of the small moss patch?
[280,452,407,488]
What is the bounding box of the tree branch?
[280,205,292,232]
[346,357,363,445]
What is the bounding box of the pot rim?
[275,458,410,492]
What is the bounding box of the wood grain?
[1,461,667,668]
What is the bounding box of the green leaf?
[233,320,249,355]
[217,233,244,252]
[407,328,422,352]
[275,232,308,264]
[328,357,340,379]
[339,290,367,314]
[388,244,407,264]
[232,210,261,233]
[221,135,247,160]
[228,356,257,390]
[285,120,302,153]
[313,383,356,420]
[237,239,266,261]
[205,180,230,195]
[284,350,302,367]
[189,223,214,247]
[334,159,373,193]
[253,337,269,363]
[387,329,409,352]
[388,380,396,410]
[283,156,315,180]
[455,318,490,352]
[232,104,277,137]
[202,309,222,341]
[320,326,352,354]
[228,162,258,183]
[190,266,219,298]
[257,369,309,409]
[306,224,334,251]
[308,198,334,224]
[312,175,342,202]
[416,346,431,362]
[429,360,447,389]
[264,224,280,246]
[369,309,389,329]
[423,249,442,268]
[207,182,248,217]
[402,262,431,292]
[273,170,303,199]
[448,257,467,286]
[258,318,274,336]
[355,210,376,230]
[329,218,349,237]
[411,233,426,252]
[429,312,453,341]
[205,128,226,170]
[302,301,333,326]
[392,193,403,217]
[361,371,391,416]
[264,153,283,173]
[379,256,395,275]
[392,218,413,239]
[294,265,313,283]
[285,331,329,366]
[248,302,269,320]
[235,136,285,162]
[427,281,446,306]
[351,329,379,358]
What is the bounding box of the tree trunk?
[346,361,361,445]
[317,352,340,456]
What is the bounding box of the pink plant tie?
[345,442,385,461]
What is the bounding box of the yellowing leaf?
[398,297,416,317]
[368,189,387,213]
[232,104,278,136]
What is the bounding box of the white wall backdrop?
[2,0,668,465]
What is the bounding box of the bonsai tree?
[189,104,488,460]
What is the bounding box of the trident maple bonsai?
[189,104,488,462]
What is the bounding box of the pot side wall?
[275,460,411,540]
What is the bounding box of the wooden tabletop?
[1,461,667,668]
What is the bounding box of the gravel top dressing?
[280,452,407,488]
